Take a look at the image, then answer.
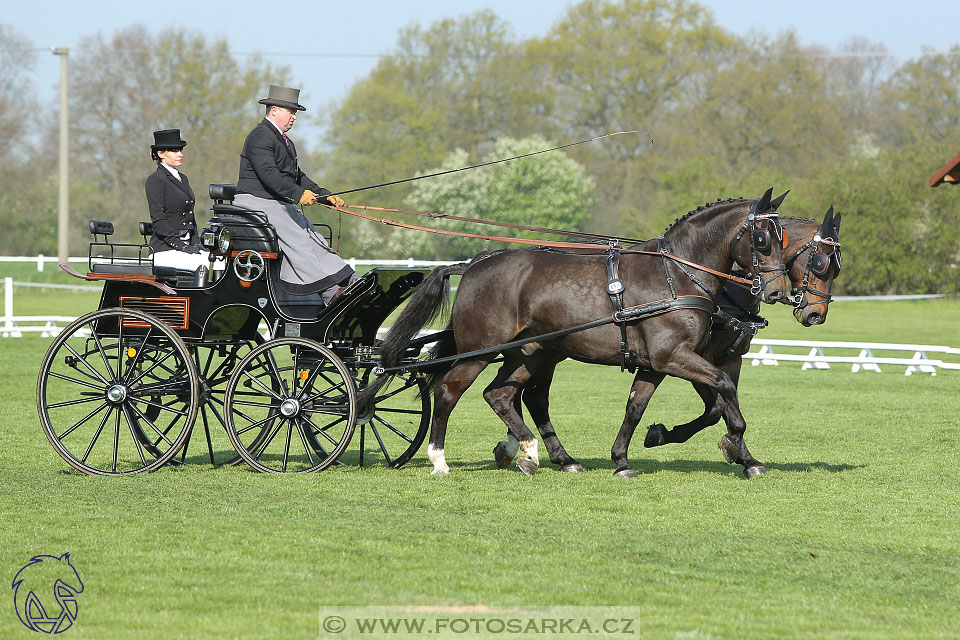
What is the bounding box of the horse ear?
[770,190,790,211]
[820,206,835,238]
[832,212,842,236]
[753,187,773,214]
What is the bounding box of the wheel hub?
[106,384,128,404]
[279,398,301,417]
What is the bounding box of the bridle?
[784,233,842,309]
[730,212,788,295]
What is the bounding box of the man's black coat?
[236,119,330,203]
[144,166,197,252]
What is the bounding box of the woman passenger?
[145,129,208,271]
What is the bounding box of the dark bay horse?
[492,207,843,477]
[367,190,789,476]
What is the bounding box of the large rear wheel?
[37,308,199,475]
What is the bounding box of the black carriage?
[37,184,431,475]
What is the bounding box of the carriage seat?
[137,221,208,287]
[207,184,278,254]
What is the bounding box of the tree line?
[2,0,959,294]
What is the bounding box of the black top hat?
[258,85,306,112]
[151,129,187,150]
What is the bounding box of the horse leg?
[711,363,766,476]
[644,382,721,447]
[653,350,765,477]
[521,359,584,472]
[428,357,493,475]
[482,356,543,475]
[611,370,666,478]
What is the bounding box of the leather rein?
[324,203,784,289]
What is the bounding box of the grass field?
[1,280,958,639]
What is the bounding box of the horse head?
[730,187,790,304]
[785,206,842,326]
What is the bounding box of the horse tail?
[421,320,458,395]
[357,261,470,411]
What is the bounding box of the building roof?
[929,151,960,187]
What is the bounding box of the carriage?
[37,184,435,475]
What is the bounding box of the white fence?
[747,339,960,375]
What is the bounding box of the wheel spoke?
[128,403,176,446]
[47,370,106,393]
[58,401,109,441]
[296,419,317,466]
[252,419,287,459]
[302,414,344,448]
[236,411,279,436]
[121,404,148,466]
[372,414,415,443]
[80,406,113,463]
[120,326,155,384]
[368,422,393,466]
[128,395,189,417]
[62,341,111,386]
[47,395,108,410]
[89,326,118,383]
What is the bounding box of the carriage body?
[37,185,431,475]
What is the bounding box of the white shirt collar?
[266,118,287,138]
[161,163,181,181]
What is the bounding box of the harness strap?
[376,295,715,375]
[604,247,634,371]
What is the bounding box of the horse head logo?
[11,553,84,634]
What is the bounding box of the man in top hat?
[235,84,354,302]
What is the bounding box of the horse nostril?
[767,290,781,302]
[806,313,822,325]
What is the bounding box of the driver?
[234,85,354,303]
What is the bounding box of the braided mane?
[662,197,749,236]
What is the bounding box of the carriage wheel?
[37,308,199,475]
[224,338,357,473]
[351,370,429,469]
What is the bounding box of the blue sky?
[5,1,958,142]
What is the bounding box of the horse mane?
[661,197,749,237]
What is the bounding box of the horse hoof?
[644,423,667,448]
[515,457,538,476]
[613,468,638,479]
[718,434,739,464]
[430,466,450,476]
[744,465,767,478]
[559,463,585,473]
[492,442,514,469]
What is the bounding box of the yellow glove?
[299,190,319,206]
[324,194,345,207]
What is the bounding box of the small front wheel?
[223,338,357,472]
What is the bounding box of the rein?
[324,203,761,288]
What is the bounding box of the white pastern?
[519,439,539,465]
[427,443,450,475]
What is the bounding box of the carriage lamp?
[201,226,231,254]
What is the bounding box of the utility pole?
[52,46,69,264]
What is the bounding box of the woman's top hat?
[258,85,306,112]
[151,129,187,150]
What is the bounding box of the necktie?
[281,133,291,149]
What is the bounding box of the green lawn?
[1,288,958,639]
